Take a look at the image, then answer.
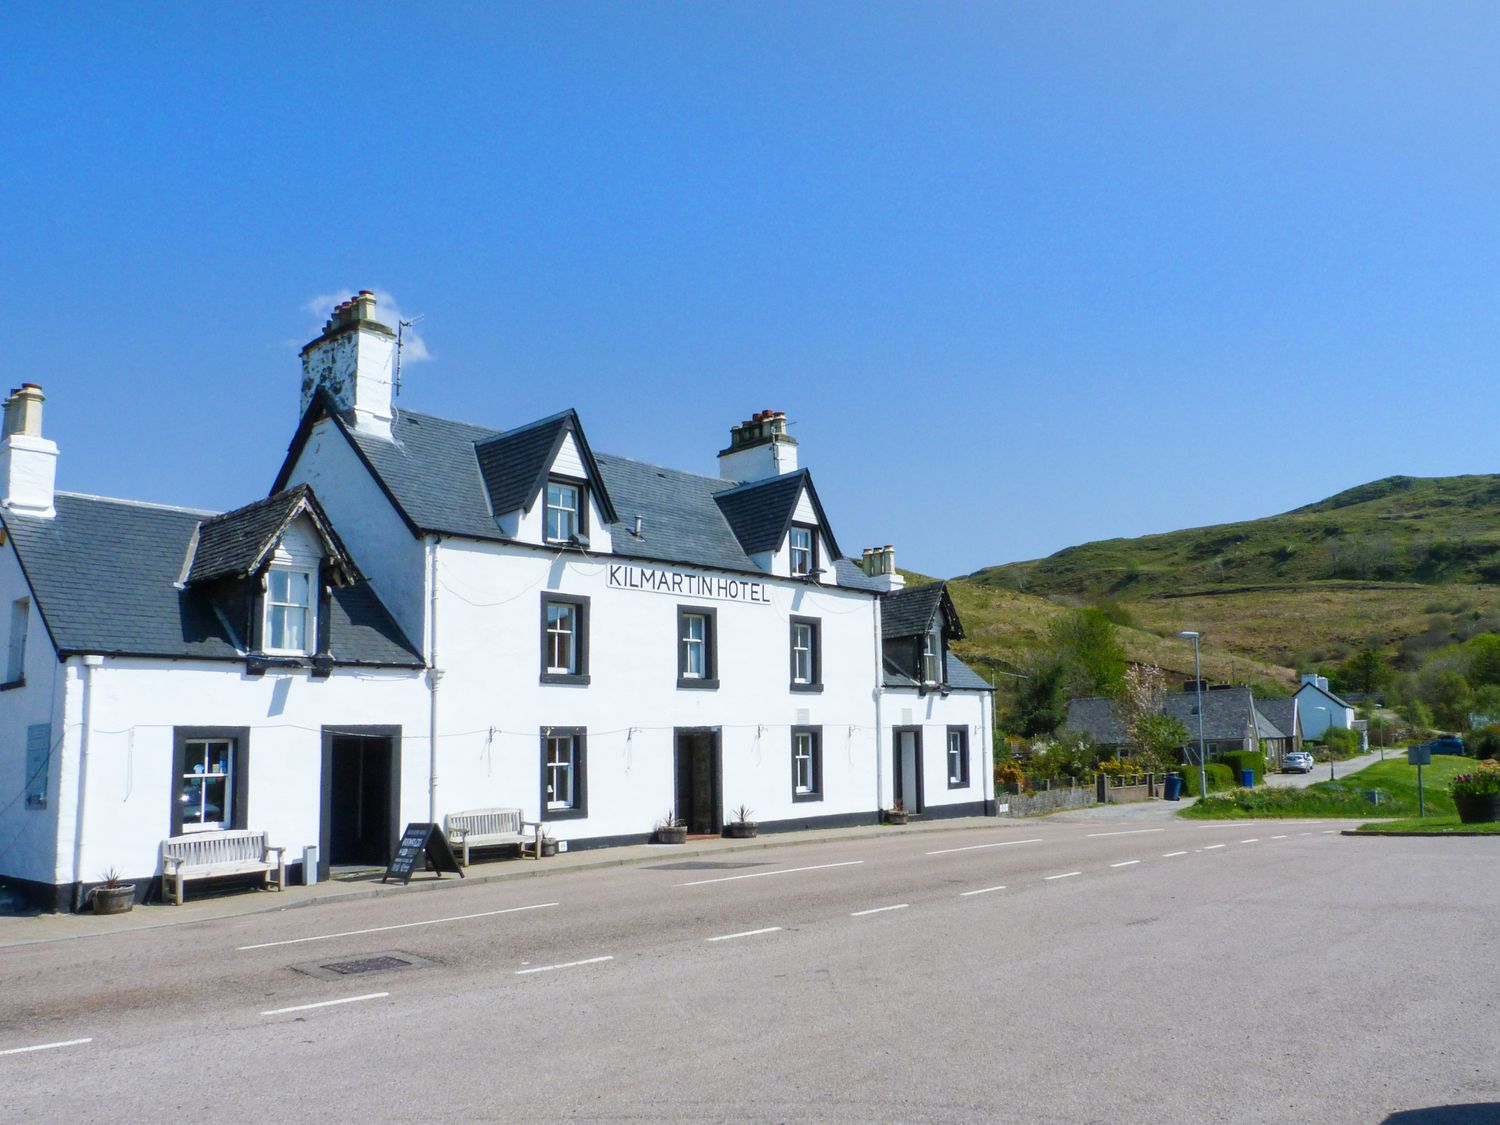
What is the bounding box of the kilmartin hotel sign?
[607,563,772,605]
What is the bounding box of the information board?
[1407,744,1432,766]
[383,823,464,885]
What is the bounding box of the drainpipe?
[69,654,103,911]
[426,536,442,824]
[872,596,885,815]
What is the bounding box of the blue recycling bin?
[1239,768,1255,787]
[1164,773,1183,801]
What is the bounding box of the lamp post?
[1177,631,1208,800]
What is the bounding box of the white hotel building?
[0,293,993,911]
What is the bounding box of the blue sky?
[4,4,1498,577]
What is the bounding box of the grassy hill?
[916,473,1500,708]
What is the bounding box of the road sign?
[1407,744,1431,766]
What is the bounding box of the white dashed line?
[1086,828,1164,838]
[1241,839,1260,844]
[1202,844,1227,851]
[515,956,614,976]
[0,1037,93,1057]
[1110,860,1140,868]
[960,885,1007,897]
[1163,851,1188,857]
[851,904,909,917]
[1044,871,1081,881]
[1321,830,1338,834]
[678,860,863,887]
[1271,835,1289,840]
[261,993,388,1016]
[707,927,783,942]
[237,902,559,951]
[927,838,1041,855]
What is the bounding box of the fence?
[995,779,1097,817]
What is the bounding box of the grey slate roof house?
[1065,685,1281,761]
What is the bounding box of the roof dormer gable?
[714,470,842,581]
[184,484,359,588]
[475,409,618,548]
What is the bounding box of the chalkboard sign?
[383,823,464,885]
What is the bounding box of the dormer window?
[789,525,815,576]
[922,625,942,684]
[546,480,584,543]
[264,566,315,654]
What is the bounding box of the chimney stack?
[717,409,798,482]
[0,384,57,518]
[299,289,397,440]
[860,543,904,591]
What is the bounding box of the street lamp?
[1177,631,1208,800]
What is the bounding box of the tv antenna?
[395,315,424,398]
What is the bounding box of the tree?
[1466,633,1500,688]
[1427,668,1473,731]
[1010,658,1069,738]
[1049,608,1127,698]
[1336,648,1391,696]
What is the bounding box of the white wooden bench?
[161,829,286,905]
[444,808,546,865]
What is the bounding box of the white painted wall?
[1294,686,1354,738]
[881,687,992,813]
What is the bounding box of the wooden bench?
[444,808,546,866]
[161,829,286,905]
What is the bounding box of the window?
[5,597,28,684]
[540,594,590,684]
[789,616,822,692]
[791,726,822,801]
[947,726,970,788]
[172,727,248,836]
[676,605,718,689]
[922,625,943,684]
[540,728,587,819]
[264,567,314,654]
[545,480,584,543]
[789,525,816,577]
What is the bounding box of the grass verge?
[1179,756,1466,820]
[1353,816,1500,835]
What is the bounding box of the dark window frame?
[788,523,818,577]
[171,726,250,838]
[540,726,588,820]
[676,604,719,690]
[946,725,970,789]
[540,592,591,685]
[789,615,823,693]
[790,725,823,802]
[544,475,589,544]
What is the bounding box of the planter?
[90,884,135,915]
[884,810,909,826]
[1454,792,1500,824]
[724,822,758,839]
[655,825,688,844]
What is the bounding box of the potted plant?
[655,810,687,844]
[725,804,758,839]
[1451,763,1500,824]
[884,798,909,826]
[89,868,135,915]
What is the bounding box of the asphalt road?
[4,815,1497,1123]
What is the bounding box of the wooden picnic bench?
[443,807,547,865]
[161,829,286,905]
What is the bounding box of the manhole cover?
[646,861,771,871]
[291,950,438,981]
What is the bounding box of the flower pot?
[884,810,909,826]
[655,825,687,844]
[90,884,135,915]
[724,822,758,839]
[1454,792,1500,824]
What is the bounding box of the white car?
[1283,751,1315,774]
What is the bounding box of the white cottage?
[0,292,994,910]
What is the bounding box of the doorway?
[893,727,924,813]
[321,727,400,874]
[674,728,722,835]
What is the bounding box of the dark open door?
[321,727,401,873]
[674,728,722,835]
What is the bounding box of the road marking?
[1044,871,1081,881]
[1086,828,1164,838]
[261,993,388,1016]
[1162,851,1188,857]
[237,902,559,951]
[1271,835,1289,839]
[0,1037,92,1057]
[851,904,908,917]
[927,838,1041,855]
[1110,860,1140,868]
[707,927,783,942]
[1241,839,1260,844]
[1321,830,1338,834]
[959,885,1007,897]
[678,860,863,887]
[515,956,614,975]
[1202,844,1226,850]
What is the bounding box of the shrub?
[1451,762,1500,798]
[1467,726,1500,761]
[994,759,1026,790]
[1220,749,1265,785]
[1178,762,1236,797]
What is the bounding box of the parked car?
[1283,751,1315,774]
[1429,734,1466,755]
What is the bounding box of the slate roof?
[187,484,356,585]
[1257,697,1299,740]
[278,404,862,585]
[880,583,963,640]
[714,471,811,556]
[474,409,618,525]
[883,653,992,692]
[1066,687,1266,744]
[1294,680,1354,710]
[3,493,422,666]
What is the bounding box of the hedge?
[1219,749,1265,786]
[1177,762,1236,797]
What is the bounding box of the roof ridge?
[55,491,219,516]
[592,449,736,489]
[713,468,809,497]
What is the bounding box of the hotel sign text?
[607,564,771,605]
